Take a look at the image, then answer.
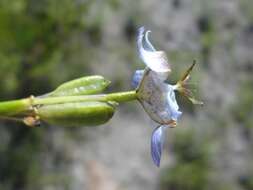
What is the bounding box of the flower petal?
[137,70,182,124]
[137,27,171,74]
[151,125,167,167]
[131,70,144,89]
[166,85,182,121]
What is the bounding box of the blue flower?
[133,26,203,167]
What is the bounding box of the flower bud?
[37,101,117,127]
[48,76,111,97]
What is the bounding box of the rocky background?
[0,0,253,189]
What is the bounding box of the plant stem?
[34,91,137,105]
[0,91,137,118]
[0,98,31,116]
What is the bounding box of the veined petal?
[137,70,182,125]
[137,27,171,74]
[131,70,145,89]
[151,125,167,167]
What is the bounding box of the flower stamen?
[175,60,204,105]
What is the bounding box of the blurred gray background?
[0,0,253,189]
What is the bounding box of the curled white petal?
[137,27,171,73]
[144,30,156,51]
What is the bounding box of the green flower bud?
[37,101,117,127]
[48,76,111,97]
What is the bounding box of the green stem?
[34,91,137,105]
[0,91,137,117]
[0,99,31,116]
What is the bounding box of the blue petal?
[151,126,167,167]
[166,85,182,121]
[171,110,182,121]
[132,70,145,89]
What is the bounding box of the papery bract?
[137,69,182,125]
